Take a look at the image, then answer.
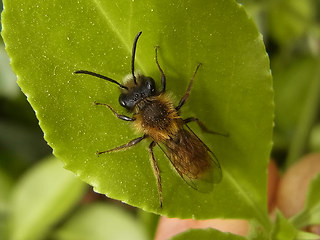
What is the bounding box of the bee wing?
[157,125,222,193]
[186,124,223,185]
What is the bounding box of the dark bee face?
[119,75,157,110]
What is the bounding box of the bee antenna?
[74,70,129,90]
[131,31,142,85]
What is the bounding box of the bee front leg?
[94,102,134,121]
[183,117,229,137]
[148,141,163,208]
[97,134,147,155]
[154,46,166,93]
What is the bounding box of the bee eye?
[119,94,128,108]
[145,78,156,92]
[119,99,126,107]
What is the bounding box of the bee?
[75,31,225,207]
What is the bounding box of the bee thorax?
[134,96,180,141]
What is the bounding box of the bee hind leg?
[183,117,229,137]
[148,141,163,208]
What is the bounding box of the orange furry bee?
[75,31,224,207]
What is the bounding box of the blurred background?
[0,0,319,239]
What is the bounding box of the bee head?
[119,75,157,110]
[74,32,160,112]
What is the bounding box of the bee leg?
[175,63,202,111]
[94,102,134,121]
[97,134,147,155]
[154,46,166,93]
[183,117,229,137]
[148,141,163,208]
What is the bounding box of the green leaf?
[271,211,319,240]
[295,231,320,240]
[271,211,297,240]
[170,228,246,240]
[2,0,273,223]
[271,213,320,240]
[246,219,270,240]
[9,157,87,240]
[53,203,148,240]
[290,173,320,228]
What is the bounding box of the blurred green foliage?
[239,0,320,166]
[0,0,319,239]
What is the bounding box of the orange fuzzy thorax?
[133,94,182,142]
